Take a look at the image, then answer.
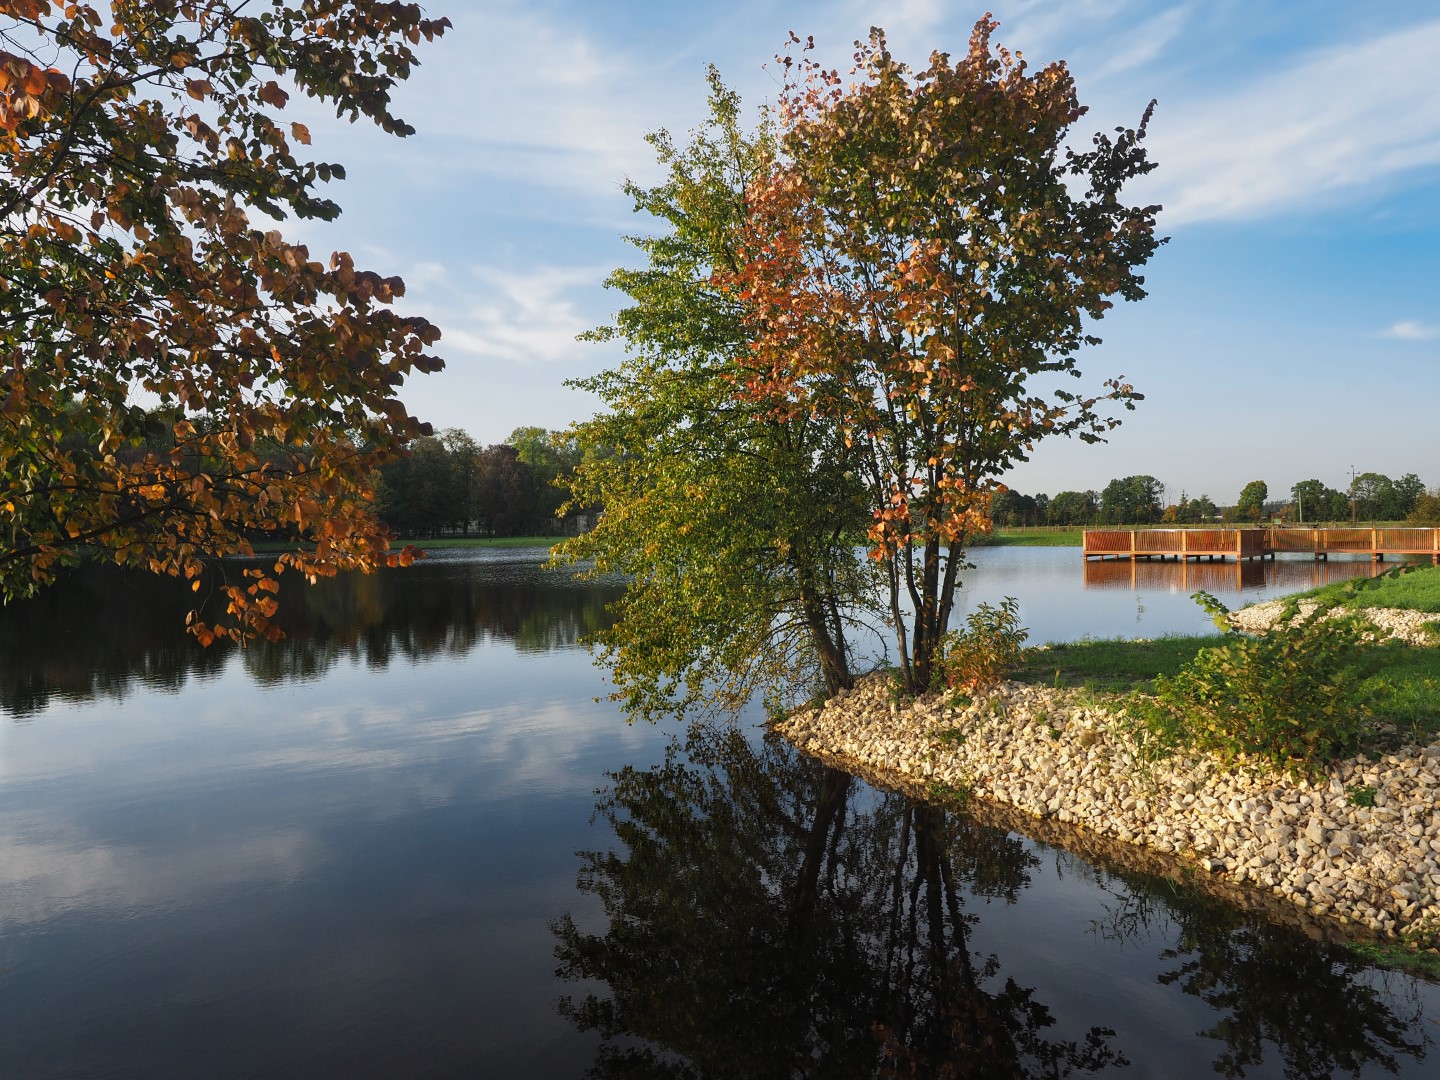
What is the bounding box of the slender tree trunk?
[799,580,853,695]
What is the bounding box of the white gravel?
[1229,600,1440,645]
[775,674,1440,948]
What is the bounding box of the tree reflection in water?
[0,557,623,716]
[556,726,1435,1079]
[1074,852,1429,1078]
[553,723,1127,1078]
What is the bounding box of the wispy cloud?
[344,4,675,197]
[1141,18,1440,224]
[1090,3,1194,79]
[1383,320,1440,341]
[427,264,607,365]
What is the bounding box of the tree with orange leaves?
[720,20,1163,692]
[0,1,448,643]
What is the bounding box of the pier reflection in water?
[1082,554,1398,593]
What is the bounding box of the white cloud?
[1383,320,1440,341]
[414,263,609,366]
[1141,19,1440,224]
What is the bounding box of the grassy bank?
[983,527,1085,547]
[1007,564,1440,755]
[1012,633,1440,742]
[403,536,565,550]
[1284,562,1440,614]
[1013,634,1221,691]
[248,535,566,554]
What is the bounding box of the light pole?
[1350,465,1357,525]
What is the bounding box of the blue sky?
[291,1,1439,506]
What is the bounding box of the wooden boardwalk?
[1083,527,1440,564]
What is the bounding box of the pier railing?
[1082,527,1440,563]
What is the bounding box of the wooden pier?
[1082,527,1440,565]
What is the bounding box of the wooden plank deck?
[1082,527,1440,564]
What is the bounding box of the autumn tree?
[721,22,1162,692]
[1408,488,1440,527]
[556,70,876,722]
[0,1,448,642]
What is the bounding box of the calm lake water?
[0,547,1434,1078]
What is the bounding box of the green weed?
[1126,593,1385,776]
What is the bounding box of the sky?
[289,0,1439,506]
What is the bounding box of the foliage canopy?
[0,0,448,641]
[720,22,1163,691]
[557,70,876,722]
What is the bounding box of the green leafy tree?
[377,428,481,538]
[989,489,1039,527]
[555,71,876,721]
[720,22,1162,693]
[506,425,582,528]
[1236,480,1268,523]
[1190,494,1219,522]
[1393,472,1425,519]
[1290,479,1332,524]
[1048,490,1098,526]
[0,1,448,642]
[1351,472,1400,521]
[1100,476,1164,525]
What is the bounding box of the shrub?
[1128,592,1383,774]
[938,597,1029,694]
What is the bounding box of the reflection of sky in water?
[1,550,1436,1077]
[0,592,667,1076]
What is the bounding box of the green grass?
[1346,940,1440,979]
[983,527,1085,547]
[1361,641,1440,744]
[1012,633,1440,746]
[1012,635,1220,692]
[1289,563,1440,614]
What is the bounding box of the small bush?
[1128,593,1384,774]
[938,597,1029,694]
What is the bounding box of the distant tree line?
[991,471,1433,528]
[374,426,598,538]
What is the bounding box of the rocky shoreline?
[774,672,1440,950]
[1228,599,1440,645]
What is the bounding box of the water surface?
[0,548,1434,1077]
